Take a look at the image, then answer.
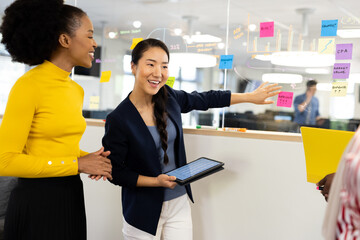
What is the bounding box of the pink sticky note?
[260,22,274,38]
[277,92,294,108]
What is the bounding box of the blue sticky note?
[321,20,338,37]
[219,55,234,69]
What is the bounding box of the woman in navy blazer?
[102,38,281,239]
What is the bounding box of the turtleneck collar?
[40,60,72,81]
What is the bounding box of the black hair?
[131,38,170,164]
[0,0,86,66]
[306,80,318,89]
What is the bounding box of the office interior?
[1,0,360,239]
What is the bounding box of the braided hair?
[131,38,170,164]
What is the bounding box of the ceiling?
[1,0,359,39]
[1,0,360,72]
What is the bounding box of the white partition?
[79,125,327,240]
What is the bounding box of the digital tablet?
[165,157,224,186]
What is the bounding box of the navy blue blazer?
[102,85,231,235]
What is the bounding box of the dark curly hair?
[131,38,171,164]
[0,0,86,66]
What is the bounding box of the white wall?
[80,126,327,240]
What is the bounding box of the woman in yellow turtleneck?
[0,1,112,239]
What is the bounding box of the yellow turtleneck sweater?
[0,61,88,178]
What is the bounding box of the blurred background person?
[293,80,324,128]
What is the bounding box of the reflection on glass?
[1,1,360,133]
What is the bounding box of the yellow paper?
[130,38,143,50]
[301,127,354,183]
[100,71,111,83]
[89,96,100,110]
[166,77,175,88]
[331,82,348,97]
[318,38,335,54]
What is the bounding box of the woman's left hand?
[88,150,111,181]
[249,82,282,104]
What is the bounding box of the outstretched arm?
[230,82,281,105]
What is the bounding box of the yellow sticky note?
[331,81,348,97]
[100,71,111,83]
[318,38,335,54]
[301,127,354,183]
[166,77,175,88]
[89,96,100,110]
[130,38,143,50]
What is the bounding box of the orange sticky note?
[130,38,143,50]
[100,71,111,83]
[166,77,175,88]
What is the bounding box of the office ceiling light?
[337,29,360,38]
[182,35,193,44]
[170,53,217,68]
[248,24,257,32]
[133,21,142,28]
[305,68,330,74]
[262,73,303,84]
[183,34,222,43]
[254,54,272,61]
[108,31,118,39]
[217,42,225,49]
[174,28,182,36]
[271,51,335,67]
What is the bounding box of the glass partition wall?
[1,0,360,133]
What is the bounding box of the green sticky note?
[166,77,175,88]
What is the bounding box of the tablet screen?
[166,158,222,180]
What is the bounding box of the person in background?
[293,80,322,126]
[0,0,112,239]
[102,38,282,240]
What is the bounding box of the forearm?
[0,152,78,178]
[230,92,255,105]
[136,175,160,187]
[297,100,309,112]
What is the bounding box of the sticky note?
[302,127,354,183]
[276,91,294,108]
[100,71,111,83]
[260,22,274,38]
[219,55,234,69]
[331,82,348,97]
[166,77,175,88]
[89,96,100,110]
[333,63,351,79]
[318,38,335,54]
[321,20,338,37]
[336,43,353,60]
[130,38,143,50]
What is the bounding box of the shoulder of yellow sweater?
[12,66,42,91]
[71,80,85,95]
